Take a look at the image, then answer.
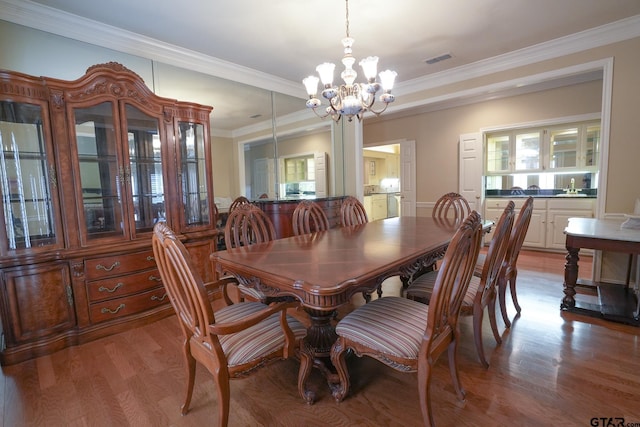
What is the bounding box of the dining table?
[211,215,490,402]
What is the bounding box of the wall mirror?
[150,62,336,202]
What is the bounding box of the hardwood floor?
[2,251,640,426]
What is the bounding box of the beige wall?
[211,135,235,198]
[365,36,640,215]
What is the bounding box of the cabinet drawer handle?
[96,261,120,272]
[101,303,125,314]
[146,256,155,261]
[148,275,162,282]
[151,293,167,302]
[98,283,124,293]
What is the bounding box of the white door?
[314,152,328,198]
[400,140,416,216]
[254,158,274,198]
[459,133,483,211]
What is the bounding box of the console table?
[562,217,640,324]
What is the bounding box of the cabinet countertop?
[486,195,597,199]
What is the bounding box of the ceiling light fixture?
[302,0,397,122]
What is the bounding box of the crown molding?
[0,0,303,98]
[396,14,640,96]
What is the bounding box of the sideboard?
[254,196,347,239]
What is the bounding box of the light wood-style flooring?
[1,251,639,426]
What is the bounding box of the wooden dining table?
[211,215,486,401]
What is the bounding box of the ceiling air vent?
[425,53,452,65]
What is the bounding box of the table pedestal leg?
[562,247,579,309]
[297,308,339,404]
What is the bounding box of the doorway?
[362,140,416,217]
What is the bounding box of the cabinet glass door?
[73,102,125,241]
[124,104,164,234]
[486,134,510,173]
[549,127,578,169]
[178,122,210,227]
[0,101,59,250]
[585,124,600,168]
[514,131,540,171]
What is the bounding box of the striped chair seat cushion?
[335,297,429,359]
[407,271,479,309]
[215,302,307,367]
[406,271,438,301]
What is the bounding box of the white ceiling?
[24,0,640,83]
[4,0,640,133]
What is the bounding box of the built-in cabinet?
[0,63,216,365]
[485,121,600,191]
[363,194,388,221]
[486,121,599,174]
[484,197,595,250]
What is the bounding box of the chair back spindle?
[292,200,330,235]
[340,196,368,226]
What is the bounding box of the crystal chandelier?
[302,0,397,122]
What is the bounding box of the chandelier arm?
[311,108,332,120]
[363,94,376,110]
[329,95,342,113]
[366,102,392,117]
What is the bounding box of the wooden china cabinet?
[0,62,217,365]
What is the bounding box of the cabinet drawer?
[85,250,157,280]
[485,198,546,210]
[547,198,594,210]
[86,268,163,302]
[89,287,169,323]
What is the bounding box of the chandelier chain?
[345,0,350,38]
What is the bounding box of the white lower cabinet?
[484,198,594,250]
[364,195,388,221]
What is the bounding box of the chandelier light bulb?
[359,56,379,81]
[303,76,319,96]
[379,70,397,91]
[316,63,335,86]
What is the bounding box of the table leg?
[562,247,580,309]
[634,255,640,320]
[297,308,339,404]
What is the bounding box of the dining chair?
[224,203,276,249]
[223,203,277,301]
[413,192,472,279]
[329,211,483,426]
[340,196,368,226]
[152,222,307,427]
[510,186,525,195]
[292,200,330,235]
[228,196,251,213]
[497,196,534,327]
[432,192,472,226]
[406,201,515,368]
